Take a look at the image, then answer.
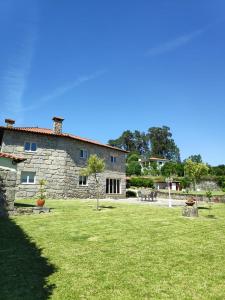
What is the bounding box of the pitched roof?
[0,126,128,153]
[0,152,26,162]
[149,157,168,161]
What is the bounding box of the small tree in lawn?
[81,154,105,210]
[184,159,209,191]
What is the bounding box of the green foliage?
[127,153,140,163]
[179,177,191,189]
[210,165,225,176]
[148,126,180,161]
[108,130,149,154]
[108,126,180,160]
[126,161,142,176]
[37,179,47,200]
[148,161,161,176]
[184,159,209,190]
[216,176,225,190]
[184,154,202,163]
[82,154,105,177]
[81,154,105,210]
[161,162,184,177]
[129,177,154,188]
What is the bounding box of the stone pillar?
[0,169,17,215]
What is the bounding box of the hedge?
[129,177,154,188]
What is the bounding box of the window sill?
[21,182,36,185]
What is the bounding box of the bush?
[180,177,191,189]
[216,176,225,189]
[129,177,154,188]
[126,190,137,198]
[126,161,142,176]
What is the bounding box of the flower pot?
[36,199,45,207]
[185,201,195,206]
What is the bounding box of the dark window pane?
[31,143,37,151]
[80,150,83,158]
[113,179,117,193]
[117,180,120,194]
[106,179,109,193]
[24,142,30,151]
[110,179,113,193]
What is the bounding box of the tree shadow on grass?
[99,205,116,209]
[0,217,56,300]
[15,202,36,208]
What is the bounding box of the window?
[106,178,120,194]
[24,142,37,152]
[79,175,88,186]
[110,156,117,163]
[80,149,88,159]
[21,171,36,184]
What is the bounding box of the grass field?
[1,199,225,300]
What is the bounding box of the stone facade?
[1,129,126,199]
[0,168,17,214]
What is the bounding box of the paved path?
[99,197,186,207]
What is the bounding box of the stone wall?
[194,180,219,191]
[0,168,17,214]
[156,191,225,202]
[1,130,126,199]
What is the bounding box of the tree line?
[108,126,180,161]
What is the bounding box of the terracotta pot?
[36,199,45,207]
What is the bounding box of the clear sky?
[0,0,225,165]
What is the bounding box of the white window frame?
[110,155,117,163]
[80,149,88,159]
[79,175,88,186]
[24,142,37,152]
[106,178,121,194]
[21,171,36,185]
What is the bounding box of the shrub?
[126,161,142,176]
[129,177,154,188]
[126,190,137,198]
[216,176,225,189]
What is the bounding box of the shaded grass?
[7,199,225,299]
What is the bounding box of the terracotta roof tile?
[0,126,128,153]
[0,152,26,162]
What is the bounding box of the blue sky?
[0,0,225,165]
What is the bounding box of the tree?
[161,162,184,177]
[184,154,202,163]
[147,126,180,161]
[126,161,142,176]
[108,130,149,155]
[81,154,105,210]
[184,159,209,190]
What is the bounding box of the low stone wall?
[193,180,219,191]
[0,168,17,215]
[156,191,225,203]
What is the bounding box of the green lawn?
[1,200,225,300]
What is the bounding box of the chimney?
[52,117,64,134]
[5,119,15,128]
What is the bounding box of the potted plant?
[36,179,47,207]
[185,197,196,206]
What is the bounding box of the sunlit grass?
[8,199,225,299]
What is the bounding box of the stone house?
[0,117,127,199]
